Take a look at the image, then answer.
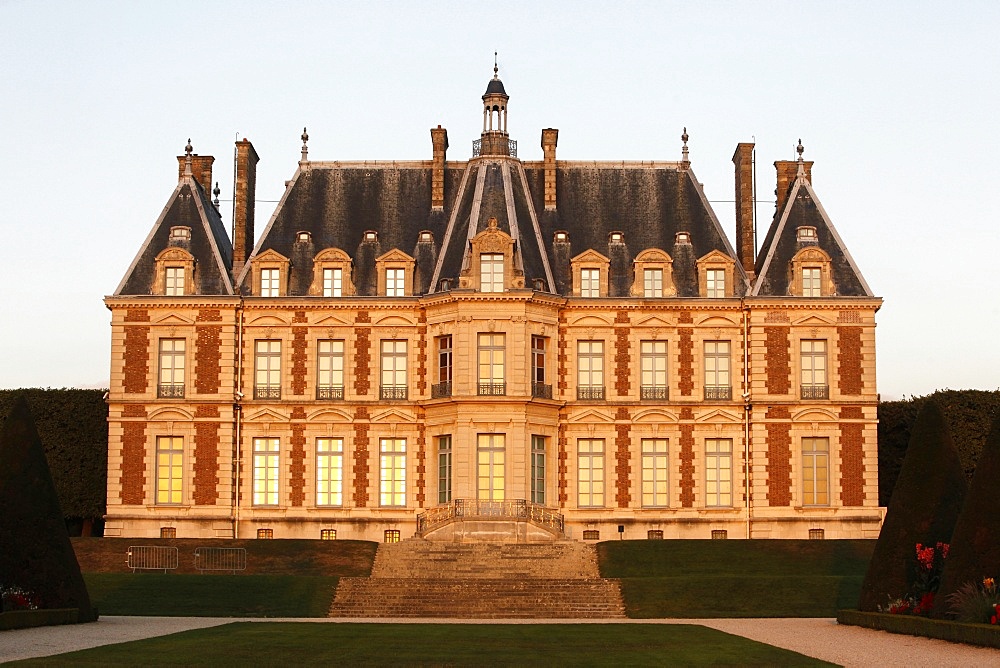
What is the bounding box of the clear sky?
[1,1,997,400]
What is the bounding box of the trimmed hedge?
[0,608,81,631]
[838,609,1000,649]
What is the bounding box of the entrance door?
[477,434,505,501]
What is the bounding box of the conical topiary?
[857,399,967,611]
[0,395,96,621]
[931,414,1000,618]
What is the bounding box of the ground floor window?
[155,436,183,505]
[380,438,406,507]
[477,434,505,501]
[802,437,830,506]
[531,435,546,505]
[437,435,452,504]
[320,529,337,540]
[316,438,344,506]
[705,438,733,507]
[257,528,273,539]
[252,437,280,506]
[384,529,400,543]
[641,438,669,507]
[577,439,605,507]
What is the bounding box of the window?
[577,439,605,507]
[580,268,600,297]
[802,437,830,506]
[254,340,281,399]
[641,438,669,507]
[477,333,505,395]
[323,268,343,297]
[640,341,668,400]
[647,530,664,540]
[802,267,821,297]
[317,340,345,399]
[165,267,184,296]
[643,268,663,297]
[480,253,504,292]
[437,435,452,504]
[809,528,825,540]
[160,527,177,539]
[704,341,731,400]
[711,529,728,540]
[155,436,183,505]
[158,339,185,398]
[531,336,551,398]
[252,437,280,506]
[433,336,452,398]
[706,269,725,298]
[320,529,337,540]
[705,438,733,507]
[380,340,407,400]
[577,341,605,400]
[260,268,280,297]
[477,434,505,501]
[316,437,343,506]
[800,340,828,399]
[384,529,400,543]
[386,268,405,296]
[257,528,274,539]
[582,529,600,540]
[531,435,546,505]
[379,438,406,507]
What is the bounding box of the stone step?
[329,577,626,618]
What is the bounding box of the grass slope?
[84,574,338,617]
[599,539,873,618]
[15,623,834,667]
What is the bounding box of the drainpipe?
[742,300,753,539]
[232,301,245,539]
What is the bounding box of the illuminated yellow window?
[155,436,183,505]
[316,438,344,506]
[380,438,406,507]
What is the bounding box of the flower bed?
[838,609,1000,649]
[0,608,81,631]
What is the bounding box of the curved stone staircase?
[329,539,625,618]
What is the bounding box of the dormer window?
[706,269,725,298]
[572,250,611,298]
[165,267,184,296]
[609,231,624,244]
[169,226,191,241]
[581,268,601,297]
[260,268,280,297]
[308,248,355,297]
[480,253,504,293]
[419,230,434,243]
[797,226,818,242]
[790,247,835,297]
[643,268,663,297]
[375,249,415,297]
[364,230,378,242]
[631,249,674,297]
[439,278,452,291]
[296,231,312,243]
[250,249,291,297]
[554,231,569,243]
[323,268,343,297]
[675,231,691,245]
[696,250,736,299]
[386,268,405,296]
[802,268,822,297]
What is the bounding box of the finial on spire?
[796,138,804,161]
[796,139,806,177]
[213,181,221,207]
[301,127,309,162]
[681,127,689,164]
[184,138,193,176]
[494,51,498,79]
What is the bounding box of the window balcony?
[640,386,668,400]
[577,386,605,400]
[254,386,281,400]
[532,382,553,399]
[380,385,408,400]
[801,384,830,400]
[431,382,452,399]
[704,386,732,401]
[478,382,506,396]
[157,383,185,398]
[316,386,344,400]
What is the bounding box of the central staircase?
[329,539,625,618]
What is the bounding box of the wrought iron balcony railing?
[472,137,518,158]
[416,498,564,536]
[532,382,553,399]
[380,385,408,401]
[254,386,281,400]
[431,382,452,399]
[478,382,506,396]
[640,386,668,400]
[801,384,830,400]
[704,386,732,400]
[577,386,605,400]
[316,386,344,400]
[157,383,185,398]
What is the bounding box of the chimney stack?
[541,128,558,210]
[233,138,259,280]
[430,125,448,210]
[774,159,812,213]
[732,142,756,278]
[178,154,215,197]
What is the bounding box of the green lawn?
[83,574,338,617]
[599,539,873,618]
[13,623,835,667]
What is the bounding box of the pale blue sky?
[1,1,997,399]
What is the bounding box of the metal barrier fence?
[194,547,247,573]
[126,546,179,573]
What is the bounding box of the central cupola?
[475,59,515,157]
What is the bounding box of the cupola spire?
[477,55,513,157]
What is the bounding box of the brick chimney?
[541,128,558,210]
[732,143,756,278]
[233,138,259,280]
[774,159,812,213]
[178,154,215,196]
[430,126,448,211]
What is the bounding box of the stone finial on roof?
[681,127,690,165]
[494,51,498,78]
[796,138,805,176]
[301,127,309,162]
[213,181,221,207]
[184,138,193,176]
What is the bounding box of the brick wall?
[123,326,150,394]
[416,407,426,506]
[557,409,568,506]
[291,327,307,396]
[765,406,791,506]
[837,326,863,395]
[352,406,370,507]
[121,421,147,504]
[353,320,371,397]
[679,407,695,507]
[765,327,791,395]
[289,420,306,506]
[839,406,865,506]
[678,310,694,396]
[195,325,222,394]
[614,407,631,508]
[614,310,630,397]
[193,420,219,505]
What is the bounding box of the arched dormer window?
[631,249,675,297]
[153,247,196,296]
[462,217,522,292]
[375,249,416,297]
[308,248,355,297]
[696,250,737,298]
[250,249,290,297]
[789,247,836,297]
[571,249,610,297]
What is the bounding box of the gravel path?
[2,616,999,666]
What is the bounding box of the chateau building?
[105,69,882,542]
